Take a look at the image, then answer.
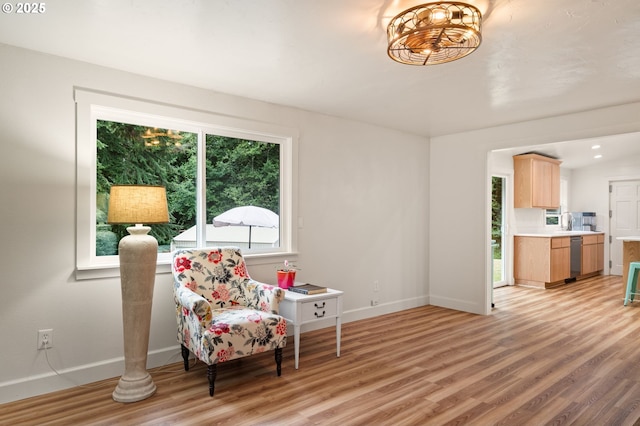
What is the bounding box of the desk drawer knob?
[315,311,326,318]
[314,302,325,309]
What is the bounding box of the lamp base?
[112,224,158,403]
[112,372,156,403]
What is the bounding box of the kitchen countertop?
[616,236,640,241]
[515,231,604,237]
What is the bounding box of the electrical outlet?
[38,329,53,350]
[373,280,379,292]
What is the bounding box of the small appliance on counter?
[571,212,597,231]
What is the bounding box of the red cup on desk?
[277,270,296,289]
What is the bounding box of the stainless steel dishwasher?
[570,236,581,278]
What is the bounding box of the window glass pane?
[78,88,294,276]
[204,135,280,250]
[546,214,559,225]
[96,120,197,256]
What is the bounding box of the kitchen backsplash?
[513,208,552,234]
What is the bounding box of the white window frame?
[75,88,298,279]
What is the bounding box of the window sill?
[75,251,298,280]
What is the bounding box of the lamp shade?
[107,185,169,225]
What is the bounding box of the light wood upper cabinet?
[513,153,562,209]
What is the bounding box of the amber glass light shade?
[387,2,482,66]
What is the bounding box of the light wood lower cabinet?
[514,234,604,289]
[515,236,570,288]
[596,234,605,271]
[550,237,571,283]
[581,235,599,275]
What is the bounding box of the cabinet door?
[582,243,598,275]
[514,236,551,283]
[597,242,604,271]
[513,158,533,208]
[549,160,560,208]
[532,159,560,209]
[550,247,570,282]
[532,160,553,208]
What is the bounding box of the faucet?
[561,212,573,231]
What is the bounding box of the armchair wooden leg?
[181,344,190,371]
[275,347,283,377]
[207,364,217,397]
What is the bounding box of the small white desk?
[279,288,343,369]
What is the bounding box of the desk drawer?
[301,298,337,322]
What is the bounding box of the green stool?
[624,262,640,306]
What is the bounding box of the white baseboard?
[0,347,182,405]
[429,294,484,315]
[0,295,429,404]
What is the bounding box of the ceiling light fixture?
[387,2,482,65]
[142,127,183,147]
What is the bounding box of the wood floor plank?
[3,275,640,425]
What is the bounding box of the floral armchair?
[172,247,287,396]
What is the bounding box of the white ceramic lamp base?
[112,225,158,403]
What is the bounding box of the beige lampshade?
[107,185,169,224]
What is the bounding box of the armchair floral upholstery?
[172,247,287,396]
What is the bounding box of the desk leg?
[293,324,301,369]
[336,316,341,357]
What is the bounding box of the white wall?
[571,152,640,273]
[0,44,429,403]
[429,102,640,315]
[571,153,640,213]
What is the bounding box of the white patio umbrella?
[213,206,279,248]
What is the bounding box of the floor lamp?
[107,185,169,403]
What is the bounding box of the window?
[545,208,560,226]
[76,89,297,278]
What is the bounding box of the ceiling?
[492,131,640,170]
[1,0,640,166]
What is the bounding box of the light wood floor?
[4,275,640,425]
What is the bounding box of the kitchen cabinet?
[514,233,604,288]
[582,234,605,275]
[514,236,570,288]
[550,237,571,283]
[597,233,605,271]
[513,153,562,209]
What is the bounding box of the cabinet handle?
[314,302,325,309]
[314,311,326,318]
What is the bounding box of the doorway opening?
[492,175,508,288]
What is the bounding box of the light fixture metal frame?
[387,2,482,66]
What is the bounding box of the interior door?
[610,180,640,275]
